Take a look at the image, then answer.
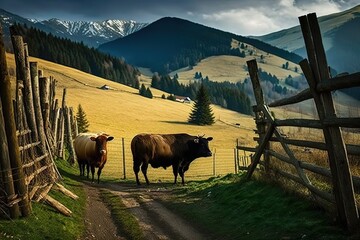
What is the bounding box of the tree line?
[151,74,252,115]
[9,23,140,89]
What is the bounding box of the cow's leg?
[179,163,189,185]
[90,165,95,182]
[97,167,103,184]
[172,164,179,184]
[78,162,83,176]
[86,163,90,179]
[141,162,150,185]
[81,163,85,176]
[179,167,185,185]
[133,160,141,185]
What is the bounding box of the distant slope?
[98,17,303,74]
[252,4,360,74]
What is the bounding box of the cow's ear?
[194,138,199,144]
[90,137,97,141]
[207,137,213,141]
[107,136,114,142]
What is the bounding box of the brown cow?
[131,133,213,185]
[74,133,114,183]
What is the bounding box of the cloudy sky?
[2,0,359,36]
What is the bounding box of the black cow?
[131,133,213,185]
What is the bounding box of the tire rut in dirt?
[109,186,206,240]
[83,184,125,240]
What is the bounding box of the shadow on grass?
[160,120,190,125]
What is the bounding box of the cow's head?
[191,135,213,158]
[90,135,114,156]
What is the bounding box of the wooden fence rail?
[240,13,360,233]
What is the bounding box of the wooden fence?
[238,13,360,233]
[0,23,78,219]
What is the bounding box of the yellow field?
[6,53,258,182]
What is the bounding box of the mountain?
[33,18,148,47]
[0,8,147,48]
[251,4,360,74]
[98,17,303,74]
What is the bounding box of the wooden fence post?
[0,24,31,217]
[234,148,237,174]
[299,13,358,232]
[213,149,216,176]
[247,59,270,174]
[30,62,47,155]
[64,106,76,165]
[57,89,67,159]
[122,137,126,180]
[0,94,20,218]
[70,107,78,137]
[39,77,50,131]
[22,43,39,142]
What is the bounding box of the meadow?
[4,51,358,239]
[6,53,260,182]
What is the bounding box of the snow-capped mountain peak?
[0,8,148,48]
[40,18,147,43]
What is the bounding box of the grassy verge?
[99,189,144,240]
[0,159,86,240]
[163,172,350,240]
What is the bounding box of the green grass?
[0,159,86,240]
[164,173,350,240]
[99,189,145,240]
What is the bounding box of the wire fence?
[102,137,252,183]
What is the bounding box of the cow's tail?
[131,136,141,160]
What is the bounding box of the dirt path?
[82,182,206,240]
[82,183,125,240]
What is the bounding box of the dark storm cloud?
[1,0,359,35]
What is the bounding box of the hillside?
[98,17,303,74]
[5,52,257,150]
[6,52,358,182]
[252,4,360,74]
[172,39,303,85]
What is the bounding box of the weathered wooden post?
[0,74,20,219]
[23,43,39,142]
[70,107,78,137]
[0,24,31,217]
[58,89,67,159]
[53,107,60,152]
[247,59,271,173]
[39,76,51,131]
[64,106,76,165]
[30,62,47,155]
[122,137,126,179]
[299,13,358,232]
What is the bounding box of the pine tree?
[145,87,153,99]
[188,83,215,125]
[76,104,90,133]
[139,84,147,96]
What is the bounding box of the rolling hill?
[98,17,303,74]
[5,52,257,149]
[5,52,260,180]
[252,4,360,75]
